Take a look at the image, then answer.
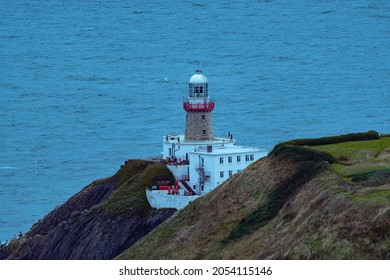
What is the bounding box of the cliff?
[118,132,390,259]
[1,131,389,260]
[0,160,176,259]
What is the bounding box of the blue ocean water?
[0,0,389,242]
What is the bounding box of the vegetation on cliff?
[0,160,175,260]
[118,132,390,259]
[1,131,388,260]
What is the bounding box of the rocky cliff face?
[0,160,176,260]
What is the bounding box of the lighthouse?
[184,70,214,140]
[149,69,268,209]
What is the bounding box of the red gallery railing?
[183,101,214,112]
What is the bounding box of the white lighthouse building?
[146,70,267,209]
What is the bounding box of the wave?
[0,166,17,170]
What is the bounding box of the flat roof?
[164,134,235,145]
[189,145,267,156]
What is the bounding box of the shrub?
[271,145,335,163]
[272,131,379,152]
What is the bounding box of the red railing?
[183,101,214,112]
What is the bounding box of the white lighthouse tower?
[184,70,214,140]
[146,69,268,209]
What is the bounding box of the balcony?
[183,101,214,112]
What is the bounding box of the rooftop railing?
[183,101,214,112]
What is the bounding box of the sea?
[0,0,389,243]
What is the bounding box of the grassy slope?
[312,137,390,182]
[117,136,390,260]
[101,160,175,218]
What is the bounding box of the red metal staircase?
[178,180,196,195]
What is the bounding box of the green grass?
[311,137,390,181]
[272,131,380,152]
[350,189,390,205]
[102,161,174,218]
[312,137,390,162]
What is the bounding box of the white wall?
[146,190,200,209]
[162,136,196,160]
[188,149,267,194]
[167,165,189,181]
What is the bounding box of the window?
[220,171,224,178]
[250,154,254,161]
[228,156,232,163]
[237,169,241,173]
[229,170,233,177]
[202,130,206,135]
[219,157,224,164]
[237,155,241,163]
[202,115,206,121]
[246,155,250,162]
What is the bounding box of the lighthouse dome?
[189,70,208,98]
[189,70,208,84]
